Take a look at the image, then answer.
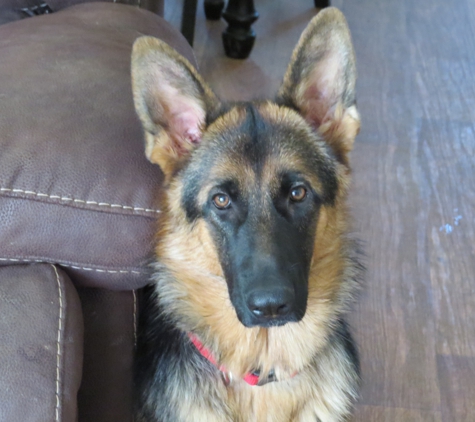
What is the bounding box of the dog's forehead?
[180,102,339,213]
[199,102,332,184]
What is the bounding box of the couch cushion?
[0,3,197,289]
[0,264,83,422]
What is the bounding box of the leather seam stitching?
[0,187,161,214]
[51,265,64,422]
[0,258,143,275]
[133,289,138,348]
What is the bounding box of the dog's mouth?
[235,300,306,328]
[249,318,297,328]
[261,319,293,328]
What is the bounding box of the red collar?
[188,332,262,386]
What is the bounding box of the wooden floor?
[165,1,475,420]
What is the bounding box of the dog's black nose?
[246,288,295,321]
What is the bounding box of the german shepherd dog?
[132,7,362,422]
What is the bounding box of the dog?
[131,7,362,422]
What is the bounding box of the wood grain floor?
[165,1,475,420]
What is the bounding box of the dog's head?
[132,8,359,329]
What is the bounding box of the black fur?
[333,318,360,379]
[135,285,221,421]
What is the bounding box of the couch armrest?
[0,264,83,422]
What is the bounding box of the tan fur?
[318,103,360,166]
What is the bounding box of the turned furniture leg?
[181,0,198,46]
[314,0,330,8]
[204,0,225,20]
[222,0,259,59]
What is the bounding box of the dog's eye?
[212,193,231,209]
[290,186,307,202]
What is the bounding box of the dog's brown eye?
[290,186,307,202]
[213,193,231,209]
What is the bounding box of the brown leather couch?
[0,2,196,421]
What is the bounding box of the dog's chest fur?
[171,327,357,422]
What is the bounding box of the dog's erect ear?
[131,37,220,178]
[278,8,360,164]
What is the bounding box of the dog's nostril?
[247,289,294,319]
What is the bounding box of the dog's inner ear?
[131,37,219,178]
[278,8,360,164]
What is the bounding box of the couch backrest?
[0,3,196,290]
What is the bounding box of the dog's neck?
[188,332,282,387]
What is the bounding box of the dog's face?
[132,8,359,329]
[176,102,343,327]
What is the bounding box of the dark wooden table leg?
[181,0,198,46]
[222,0,259,59]
[314,0,330,8]
[204,0,225,20]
